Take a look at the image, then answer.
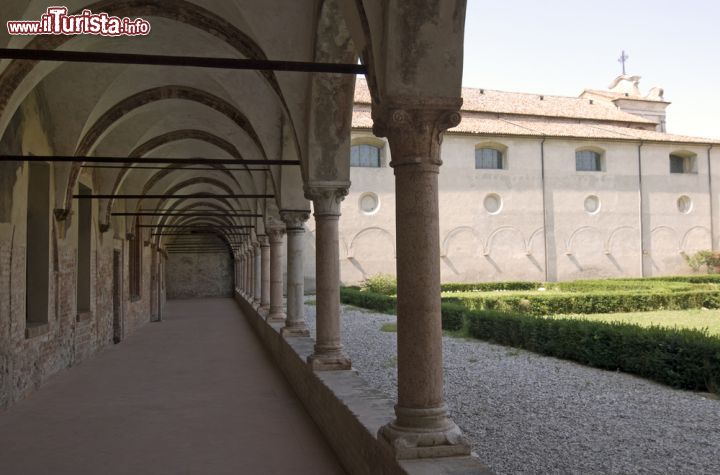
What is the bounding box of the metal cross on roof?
[618,50,629,75]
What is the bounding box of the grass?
[554,308,720,335]
[380,323,397,332]
[305,299,316,306]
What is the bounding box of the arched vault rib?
[149,201,248,249]
[0,0,288,134]
[108,162,255,226]
[126,177,253,230]
[65,85,269,212]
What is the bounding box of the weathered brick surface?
[0,93,155,409]
[166,252,233,299]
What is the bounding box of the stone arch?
[305,0,357,182]
[63,85,268,212]
[441,226,479,258]
[484,226,527,255]
[0,0,287,138]
[649,226,681,275]
[346,227,395,280]
[104,129,255,224]
[348,227,395,258]
[681,226,711,253]
[605,226,637,255]
[527,227,545,256]
[566,225,603,253]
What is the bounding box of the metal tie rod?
[74,194,273,199]
[0,48,367,75]
[112,212,262,217]
[3,155,299,166]
[138,225,253,228]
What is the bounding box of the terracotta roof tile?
[353,79,655,124]
[352,110,720,144]
[352,81,718,144]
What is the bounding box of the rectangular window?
[670,155,687,173]
[475,148,503,169]
[576,151,602,171]
[26,162,50,331]
[351,144,381,167]
[76,184,92,313]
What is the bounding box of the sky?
[462,0,720,139]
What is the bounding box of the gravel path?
[304,299,720,475]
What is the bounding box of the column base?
[266,311,286,324]
[307,348,351,371]
[280,323,310,338]
[378,405,471,460]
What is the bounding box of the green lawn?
[555,308,720,335]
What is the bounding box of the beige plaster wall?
[304,131,717,286]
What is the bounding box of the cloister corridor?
[0,299,344,475]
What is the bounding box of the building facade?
[315,77,720,284]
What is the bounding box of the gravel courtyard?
[304,300,720,475]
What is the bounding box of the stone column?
[280,210,310,337]
[246,248,253,301]
[253,242,262,306]
[373,99,470,458]
[239,253,245,294]
[259,236,271,312]
[304,185,350,370]
[266,227,286,323]
[241,248,248,297]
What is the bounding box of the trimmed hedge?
[466,309,720,393]
[339,287,463,331]
[359,275,720,296]
[443,290,720,315]
[339,287,720,392]
[340,287,396,314]
[438,302,466,331]
[441,281,541,293]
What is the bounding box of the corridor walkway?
[0,299,344,475]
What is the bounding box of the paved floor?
[0,298,344,475]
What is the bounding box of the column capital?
[267,226,286,243]
[257,235,270,247]
[304,182,350,217]
[280,210,310,231]
[372,96,462,170]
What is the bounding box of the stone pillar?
[246,248,253,301]
[259,236,271,312]
[266,227,286,323]
[253,242,262,306]
[280,210,310,337]
[373,99,470,458]
[239,253,245,294]
[304,185,350,370]
[241,248,248,297]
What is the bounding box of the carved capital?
[257,235,270,248]
[372,96,462,169]
[304,183,349,217]
[280,210,310,231]
[266,226,286,243]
